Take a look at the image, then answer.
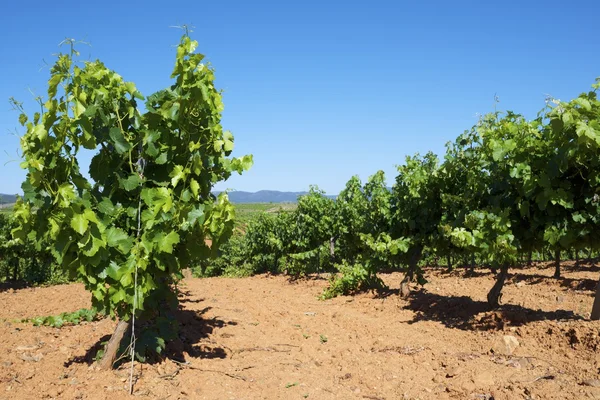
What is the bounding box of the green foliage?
[198,175,409,298]
[194,234,253,277]
[245,212,292,274]
[233,203,292,231]
[0,213,66,284]
[333,176,369,262]
[283,243,331,277]
[391,152,442,264]
[446,210,517,266]
[22,308,103,328]
[321,261,387,299]
[438,82,600,270]
[134,315,178,362]
[200,77,600,306]
[11,34,251,358]
[317,173,409,296]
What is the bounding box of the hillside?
[0,193,16,208]
[218,190,336,203]
[0,190,335,205]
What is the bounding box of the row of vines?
[0,212,65,284]
[199,78,600,317]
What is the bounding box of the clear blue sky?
[1,0,599,195]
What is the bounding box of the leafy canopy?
[11,34,252,325]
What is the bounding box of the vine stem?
[129,195,141,395]
[129,151,145,395]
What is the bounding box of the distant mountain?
[221,190,336,203]
[0,193,17,206]
[0,190,337,205]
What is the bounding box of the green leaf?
[223,131,234,152]
[188,207,205,227]
[576,121,599,143]
[98,197,116,216]
[110,288,126,303]
[572,213,586,224]
[144,130,161,156]
[213,139,224,152]
[48,73,63,98]
[105,227,134,254]
[120,272,133,287]
[74,100,86,118]
[57,185,76,207]
[155,152,168,164]
[83,209,99,224]
[109,127,131,154]
[32,124,47,140]
[231,155,254,173]
[157,231,180,254]
[104,261,121,280]
[82,233,105,257]
[141,187,173,215]
[170,165,186,187]
[169,103,180,120]
[575,97,592,111]
[71,213,89,235]
[122,174,142,191]
[190,179,200,196]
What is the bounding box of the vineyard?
[1,32,600,399]
[195,86,600,314]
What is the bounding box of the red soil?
[1,263,600,399]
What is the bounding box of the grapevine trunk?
[487,264,508,308]
[591,277,600,320]
[97,319,130,370]
[554,249,561,279]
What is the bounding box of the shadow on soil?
[177,289,204,304]
[285,272,333,283]
[0,281,31,292]
[563,264,600,273]
[440,269,493,279]
[65,302,236,367]
[509,273,598,292]
[433,264,599,292]
[404,289,583,331]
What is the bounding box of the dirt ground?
[2,263,600,399]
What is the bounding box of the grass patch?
[19,308,104,328]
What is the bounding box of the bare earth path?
[1,264,600,399]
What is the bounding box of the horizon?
[0,188,335,196]
[1,0,599,195]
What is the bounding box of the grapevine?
[11,33,252,368]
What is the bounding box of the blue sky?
[1,0,599,195]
